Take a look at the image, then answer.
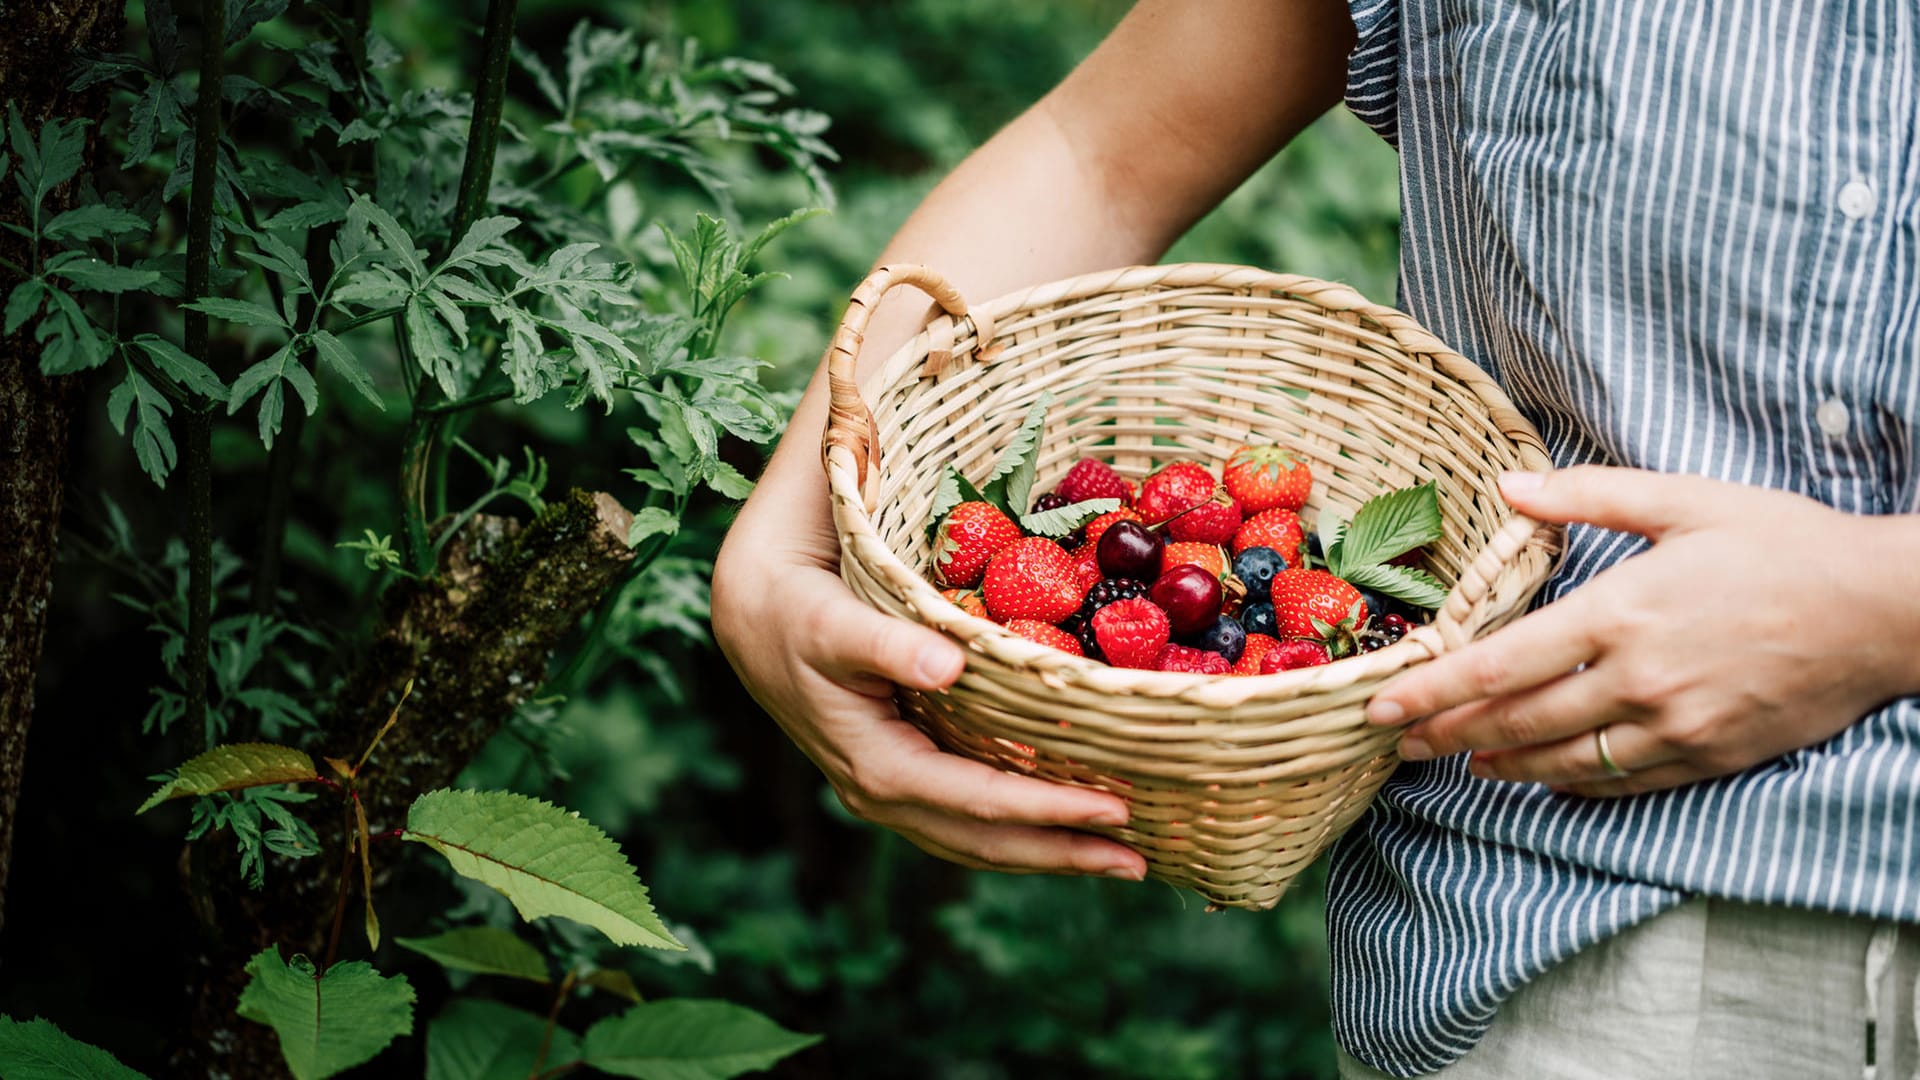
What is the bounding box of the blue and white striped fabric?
[1330,2,1920,1074]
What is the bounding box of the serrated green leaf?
[354,196,423,282]
[37,288,109,374]
[138,743,318,813]
[130,334,226,401]
[405,295,463,398]
[42,205,151,242]
[1342,562,1450,610]
[47,258,159,294]
[183,296,288,328]
[426,999,576,1080]
[0,1015,150,1080]
[1332,483,1442,575]
[627,507,679,546]
[705,460,754,499]
[236,949,414,1080]
[581,1000,820,1080]
[108,367,177,486]
[978,392,1052,515]
[4,279,43,335]
[582,969,643,1003]
[1019,497,1121,539]
[309,330,383,409]
[924,466,989,543]
[401,789,684,950]
[439,215,519,272]
[395,927,550,983]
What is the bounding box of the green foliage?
[236,950,416,1080]
[1324,482,1449,608]
[184,786,322,890]
[136,742,318,813]
[977,391,1053,515]
[396,927,551,984]
[425,998,573,1080]
[403,789,684,950]
[1020,497,1120,539]
[0,1016,150,1080]
[579,1000,821,1080]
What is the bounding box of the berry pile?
[926,399,1449,674]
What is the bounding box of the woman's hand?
[1365,467,1920,797]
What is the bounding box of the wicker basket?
[822,263,1563,910]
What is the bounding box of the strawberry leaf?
[1019,497,1120,539]
[1343,562,1449,609]
[1333,483,1441,573]
[978,392,1053,516]
[925,465,987,543]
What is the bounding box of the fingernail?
[1500,470,1544,496]
[1468,757,1494,779]
[1091,808,1129,827]
[1398,734,1433,761]
[1104,865,1145,881]
[917,643,961,684]
[1367,700,1405,725]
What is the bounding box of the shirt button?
[1815,398,1851,437]
[1838,180,1876,219]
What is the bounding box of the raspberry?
[1136,461,1218,524]
[1090,597,1170,670]
[1154,643,1232,675]
[1233,633,1283,675]
[1259,640,1332,673]
[1057,458,1136,505]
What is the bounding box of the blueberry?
[1195,615,1247,663]
[1231,546,1286,602]
[1238,601,1277,638]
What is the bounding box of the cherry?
[1096,520,1164,581]
[1149,565,1223,635]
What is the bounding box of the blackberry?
[1077,577,1150,622]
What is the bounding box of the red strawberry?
[933,501,1022,588]
[1166,493,1243,544]
[1057,458,1136,505]
[1268,568,1368,646]
[1072,549,1103,592]
[1078,508,1144,557]
[1090,597,1170,670]
[940,587,990,619]
[1223,444,1313,513]
[1232,507,1307,564]
[1259,639,1332,673]
[1233,633,1283,676]
[1160,541,1227,579]
[1004,619,1085,656]
[983,537,1090,623]
[1135,461,1218,524]
[1154,643,1232,675]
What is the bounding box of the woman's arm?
[713,0,1358,877]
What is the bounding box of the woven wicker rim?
[823,262,1559,708]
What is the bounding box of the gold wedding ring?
[1595,726,1631,780]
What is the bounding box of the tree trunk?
[0,0,122,947]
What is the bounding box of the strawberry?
[1004,619,1085,656]
[1223,444,1313,513]
[983,537,1090,623]
[933,501,1022,588]
[1160,541,1227,579]
[1090,597,1170,669]
[1268,569,1368,651]
[1072,549,1104,592]
[1057,458,1136,506]
[1259,639,1332,673]
[1135,461,1219,524]
[940,587,989,619]
[1154,643,1232,675]
[1233,633,1284,676]
[1166,492,1243,544]
[1078,508,1144,557]
[1232,507,1307,565]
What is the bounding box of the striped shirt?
[1330,2,1920,1074]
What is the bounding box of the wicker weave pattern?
[824,263,1562,910]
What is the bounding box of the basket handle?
[822,264,994,513]
[1424,512,1558,654]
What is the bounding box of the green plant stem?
[180,0,228,749]
[447,0,520,253]
[527,969,579,1080]
[322,800,356,970]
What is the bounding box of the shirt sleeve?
[1345,0,1400,146]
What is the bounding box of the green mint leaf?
[401,789,684,950]
[237,949,414,1080]
[395,927,549,984]
[0,1016,150,1080]
[1019,497,1120,539]
[1338,482,1443,571]
[705,460,755,500]
[978,391,1052,516]
[1342,562,1450,610]
[627,507,679,546]
[580,1000,821,1080]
